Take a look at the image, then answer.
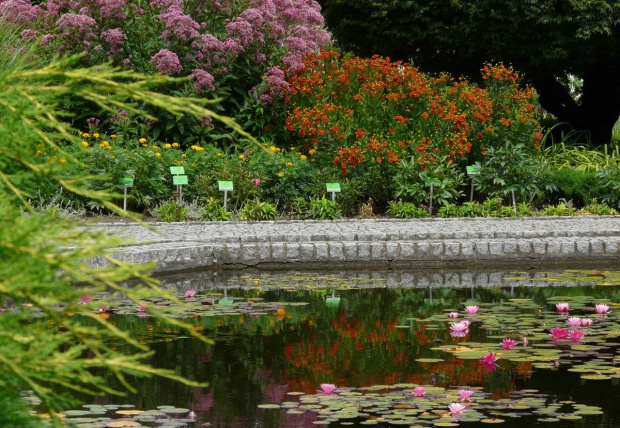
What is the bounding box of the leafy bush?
[201,197,231,221]
[308,197,341,220]
[579,200,618,216]
[5,0,331,143]
[546,168,601,207]
[238,199,278,221]
[151,200,188,222]
[595,165,620,207]
[540,203,577,217]
[388,201,430,219]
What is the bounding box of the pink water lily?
[319,383,337,394]
[138,305,146,313]
[185,290,196,298]
[569,330,585,341]
[501,338,518,350]
[80,295,92,304]
[448,402,467,414]
[97,306,108,313]
[566,317,582,326]
[480,352,498,365]
[465,305,479,314]
[450,330,468,338]
[549,327,569,339]
[595,304,610,314]
[448,312,459,318]
[450,321,469,332]
[412,386,427,397]
[556,302,570,312]
[458,389,474,402]
[581,318,593,327]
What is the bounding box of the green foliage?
[540,202,577,217]
[151,200,188,222]
[475,142,555,203]
[595,165,620,207]
[308,198,342,220]
[387,201,429,219]
[546,168,602,207]
[579,200,618,216]
[201,197,231,221]
[239,200,278,221]
[394,156,466,207]
[0,51,237,426]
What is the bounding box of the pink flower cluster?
[150,48,182,74]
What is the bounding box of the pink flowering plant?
[2,0,330,143]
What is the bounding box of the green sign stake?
[120,177,134,211]
[218,181,234,208]
[326,182,341,201]
[424,178,440,215]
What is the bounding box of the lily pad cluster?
[39,404,195,427]
[412,295,620,380]
[257,384,603,425]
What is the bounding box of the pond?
[61,268,620,427]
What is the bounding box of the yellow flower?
[290,147,296,151]
[78,131,83,136]
[111,155,115,159]
[82,141,89,147]
[139,138,147,144]
[239,154,245,160]
[164,143,172,149]
[82,133,90,138]
[155,152,161,158]
[275,147,281,152]
[182,153,187,158]
[278,171,284,178]
[172,142,179,148]
[270,146,277,152]
[36,150,42,156]
[60,157,66,163]
[300,155,307,160]
[111,134,116,138]
[217,152,223,157]
[287,162,293,166]
[93,133,99,138]
[309,149,316,155]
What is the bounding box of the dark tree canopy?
[319,0,620,144]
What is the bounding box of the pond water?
[67,268,620,427]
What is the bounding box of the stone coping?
[84,216,620,273]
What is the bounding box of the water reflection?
[90,268,620,427]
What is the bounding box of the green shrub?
[540,202,577,217]
[579,200,618,216]
[201,197,231,221]
[546,168,601,207]
[595,165,620,207]
[388,201,430,219]
[151,200,188,222]
[437,203,460,218]
[308,198,342,220]
[238,200,278,221]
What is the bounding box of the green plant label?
[169,166,185,175]
[326,183,341,192]
[119,177,134,186]
[219,181,234,191]
[466,165,481,175]
[424,178,440,186]
[173,175,188,185]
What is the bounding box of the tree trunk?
[532,59,620,146]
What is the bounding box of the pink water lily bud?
[556,302,570,312]
[448,312,459,318]
[412,386,427,397]
[185,290,196,298]
[448,402,467,414]
[319,383,337,394]
[80,295,92,304]
[480,352,498,365]
[581,318,593,327]
[501,338,517,349]
[465,305,479,314]
[458,389,474,402]
[595,304,610,314]
[566,317,582,327]
[138,305,146,313]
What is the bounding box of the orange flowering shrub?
[283,50,542,177]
